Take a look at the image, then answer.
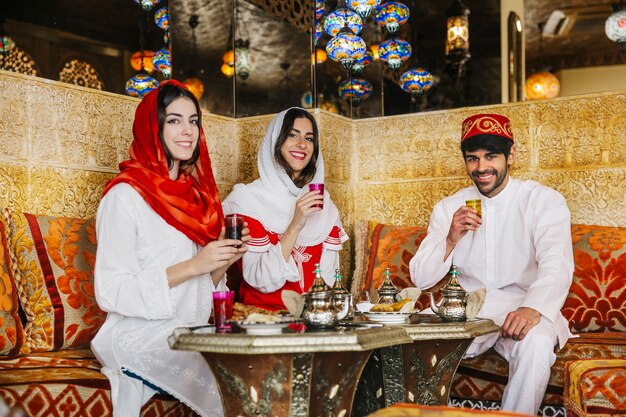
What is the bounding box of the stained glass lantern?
[125,71,158,98]
[375,1,410,34]
[348,0,380,18]
[223,50,235,66]
[235,39,255,80]
[605,9,626,45]
[324,7,363,37]
[445,0,471,67]
[378,37,411,70]
[133,0,160,11]
[326,28,366,71]
[525,71,560,100]
[130,50,155,73]
[351,51,373,74]
[1,36,16,54]
[301,91,313,108]
[400,67,434,96]
[338,77,373,105]
[314,22,324,46]
[152,48,171,78]
[316,0,326,21]
[221,63,234,78]
[312,48,328,64]
[154,7,169,30]
[183,77,204,101]
[163,29,170,45]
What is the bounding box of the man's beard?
[471,164,508,197]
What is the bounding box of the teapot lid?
[332,269,349,294]
[309,263,331,293]
[377,267,399,296]
[442,264,465,293]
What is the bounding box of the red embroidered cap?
[461,113,514,143]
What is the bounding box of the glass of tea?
[465,199,482,217]
[225,214,243,248]
[308,183,324,209]
[212,290,235,332]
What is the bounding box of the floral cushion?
[0,209,24,357]
[6,211,104,353]
[563,224,626,333]
[351,221,448,309]
[564,358,626,417]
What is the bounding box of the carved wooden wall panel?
[247,0,312,32]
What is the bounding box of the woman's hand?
[289,190,324,232]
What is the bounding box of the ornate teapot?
[302,264,350,329]
[427,265,468,321]
[376,267,400,304]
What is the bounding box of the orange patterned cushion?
[564,358,626,416]
[6,211,105,353]
[351,221,445,309]
[0,209,25,357]
[368,403,531,417]
[563,224,626,333]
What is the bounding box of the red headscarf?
[103,80,224,246]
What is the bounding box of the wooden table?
[169,315,498,417]
[352,315,499,417]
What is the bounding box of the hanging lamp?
[348,0,381,19]
[375,1,410,34]
[378,37,411,69]
[326,26,366,71]
[605,4,626,45]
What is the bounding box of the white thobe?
[409,178,574,414]
[92,183,225,417]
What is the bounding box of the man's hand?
[444,205,482,260]
[500,307,541,341]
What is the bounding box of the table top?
[168,314,498,355]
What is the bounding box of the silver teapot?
[427,264,468,321]
[376,267,400,305]
[302,264,350,329]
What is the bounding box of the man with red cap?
[410,113,574,414]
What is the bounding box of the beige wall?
[557,65,626,97]
[1,70,625,279]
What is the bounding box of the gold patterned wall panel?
[0,78,28,161]
[316,111,353,183]
[235,114,275,184]
[0,165,28,211]
[203,114,237,187]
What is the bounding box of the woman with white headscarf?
[222,107,348,310]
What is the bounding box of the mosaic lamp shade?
[374,1,410,33]
[154,7,169,30]
[378,37,412,70]
[605,9,626,45]
[1,36,16,54]
[445,0,471,66]
[525,71,560,100]
[125,71,158,97]
[183,77,204,101]
[221,63,234,78]
[370,43,380,60]
[348,0,381,19]
[133,0,160,11]
[152,47,171,79]
[324,7,363,37]
[163,29,170,45]
[400,67,434,95]
[223,49,235,66]
[315,21,324,46]
[326,28,366,71]
[130,50,155,73]
[316,0,326,21]
[351,51,373,74]
[312,48,328,64]
[338,77,373,104]
[235,40,255,80]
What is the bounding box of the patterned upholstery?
[0,209,25,357]
[352,220,626,408]
[5,210,105,354]
[366,403,532,417]
[564,359,626,416]
[0,349,197,417]
[563,224,626,333]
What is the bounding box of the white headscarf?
[222,107,343,247]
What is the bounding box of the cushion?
[563,224,626,333]
[6,211,105,353]
[351,220,443,310]
[0,209,25,357]
[0,349,196,417]
[452,332,626,405]
[367,403,532,417]
[564,358,626,417]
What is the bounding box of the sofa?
[351,220,626,417]
[0,208,196,416]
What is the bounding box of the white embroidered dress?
[92,183,225,417]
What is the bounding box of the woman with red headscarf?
[92,81,246,417]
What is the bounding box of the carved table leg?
[203,351,371,417]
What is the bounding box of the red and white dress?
[238,216,347,310]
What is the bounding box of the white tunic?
[409,178,574,347]
[92,183,225,417]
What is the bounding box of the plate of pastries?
[360,298,416,324]
[230,303,301,335]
